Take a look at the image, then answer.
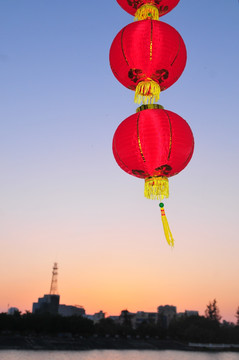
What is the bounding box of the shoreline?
[0,335,239,352]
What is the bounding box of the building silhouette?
[32,263,86,317]
[58,304,85,317]
[7,307,20,315]
[32,263,60,315]
[157,305,177,328]
[32,294,60,315]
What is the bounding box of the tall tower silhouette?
[49,262,58,295]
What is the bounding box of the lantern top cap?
[136,104,164,113]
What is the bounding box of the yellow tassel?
[159,203,174,247]
[135,4,159,21]
[144,176,169,200]
[135,79,160,105]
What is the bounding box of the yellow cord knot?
[144,176,169,200]
[134,79,160,104]
[135,4,159,21]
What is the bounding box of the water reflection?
[1,350,239,360]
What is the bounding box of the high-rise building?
[157,305,177,328]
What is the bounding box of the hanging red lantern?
[109,20,186,104]
[116,0,180,21]
[113,105,194,185]
[112,105,194,246]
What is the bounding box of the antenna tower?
[50,262,58,295]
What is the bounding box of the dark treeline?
[1,311,239,344]
[168,315,239,344]
[0,312,94,336]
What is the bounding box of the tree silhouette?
[119,310,133,335]
[235,306,239,326]
[205,299,221,322]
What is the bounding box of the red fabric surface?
[116,0,180,17]
[112,108,194,179]
[109,20,186,92]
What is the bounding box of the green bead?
[159,202,164,208]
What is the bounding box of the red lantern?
[113,105,194,193]
[109,20,186,104]
[116,0,180,20]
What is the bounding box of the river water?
[0,350,239,360]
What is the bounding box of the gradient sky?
[0,0,239,323]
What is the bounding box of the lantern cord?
[135,79,160,105]
[135,4,159,21]
[159,203,174,248]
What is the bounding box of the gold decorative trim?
[150,19,153,61]
[163,110,172,161]
[137,112,146,162]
